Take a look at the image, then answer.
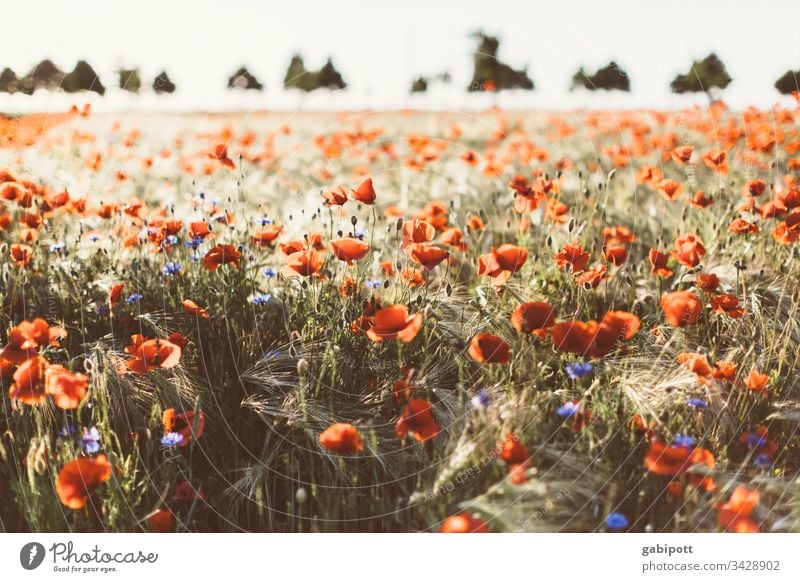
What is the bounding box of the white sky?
[2,0,799,110]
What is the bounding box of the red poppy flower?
[188,221,211,241]
[252,224,283,247]
[728,218,759,235]
[351,177,376,204]
[109,282,125,307]
[716,486,760,533]
[702,149,728,172]
[330,237,370,264]
[319,423,364,454]
[366,305,423,343]
[45,364,89,409]
[322,186,348,206]
[149,509,175,532]
[127,338,182,374]
[202,244,242,271]
[1,318,66,364]
[671,233,706,268]
[163,408,205,447]
[468,334,510,364]
[183,299,210,319]
[396,399,439,441]
[554,241,589,273]
[696,273,719,292]
[660,291,702,327]
[603,243,628,266]
[210,143,235,169]
[691,191,714,208]
[8,355,48,405]
[648,249,674,277]
[710,294,744,319]
[670,145,693,164]
[282,249,324,277]
[401,219,436,249]
[575,264,607,289]
[677,352,714,377]
[511,301,556,339]
[644,440,696,476]
[10,243,33,267]
[658,179,684,201]
[743,369,770,396]
[56,454,112,509]
[498,433,529,464]
[439,513,490,533]
[712,360,737,381]
[478,244,528,285]
[409,243,449,271]
[551,320,598,356]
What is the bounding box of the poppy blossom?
[701,149,728,172]
[728,218,759,235]
[644,439,710,477]
[498,433,529,464]
[252,224,283,247]
[202,244,242,271]
[163,408,205,447]
[743,368,770,396]
[109,282,125,307]
[710,294,744,319]
[396,399,439,441]
[716,486,760,533]
[696,273,719,293]
[660,291,702,327]
[10,243,33,267]
[319,423,364,454]
[330,237,370,264]
[210,143,235,169]
[691,191,714,209]
[670,145,694,164]
[478,244,528,285]
[322,186,348,206]
[127,338,182,374]
[409,243,449,271]
[439,513,490,533]
[677,352,714,377]
[366,305,423,343]
[648,249,674,277]
[282,249,324,277]
[658,179,684,201]
[183,299,210,319]
[511,301,556,339]
[575,264,607,289]
[671,233,706,268]
[1,318,66,364]
[56,454,112,509]
[554,241,589,273]
[351,177,376,204]
[149,509,175,532]
[468,334,510,364]
[401,219,436,250]
[45,365,89,409]
[603,243,628,266]
[8,355,47,405]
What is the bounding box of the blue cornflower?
[87,233,102,242]
[126,292,143,304]
[365,279,382,289]
[471,389,491,411]
[59,424,76,437]
[744,433,767,448]
[189,252,200,262]
[754,454,773,468]
[673,434,696,449]
[160,432,184,447]
[254,217,274,226]
[81,427,102,454]
[165,235,179,245]
[263,267,277,279]
[184,236,204,250]
[687,398,708,410]
[605,512,629,530]
[565,361,593,380]
[97,304,110,316]
[557,401,580,418]
[354,229,367,240]
[162,262,181,276]
[251,294,272,305]
[50,242,66,252]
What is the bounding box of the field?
[1,105,799,533]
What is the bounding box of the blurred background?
[1,0,798,112]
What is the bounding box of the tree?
[670,53,731,98]
[21,59,64,94]
[283,55,315,91]
[571,61,630,92]
[62,60,105,95]
[410,77,428,93]
[775,70,800,95]
[228,66,263,91]
[317,58,346,90]
[119,68,142,93]
[0,68,20,93]
[468,31,533,92]
[153,71,176,94]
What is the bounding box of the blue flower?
[251,294,272,305]
[126,292,143,304]
[184,236,204,250]
[565,362,593,379]
[50,242,66,252]
[162,262,181,276]
[754,454,773,468]
[744,433,767,448]
[59,424,76,437]
[81,427,102,454]
[605,512,629,530]
[188,252,200,262]
[87,233,102,242]
[263,267,277,279]
[673,434,696,449]
[165,235,179,245]
[254,217,274,226]
[160,432,184,447]
[687,398,708,410]
[365,279,382,289]
[354,229,367,240]
[557,401,580,418]
[96,304,110,316]
[471,389,491,411]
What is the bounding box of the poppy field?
[1,104,799,533]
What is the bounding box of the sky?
[2,0,799,111]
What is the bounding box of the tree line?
[2,34,799,98]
